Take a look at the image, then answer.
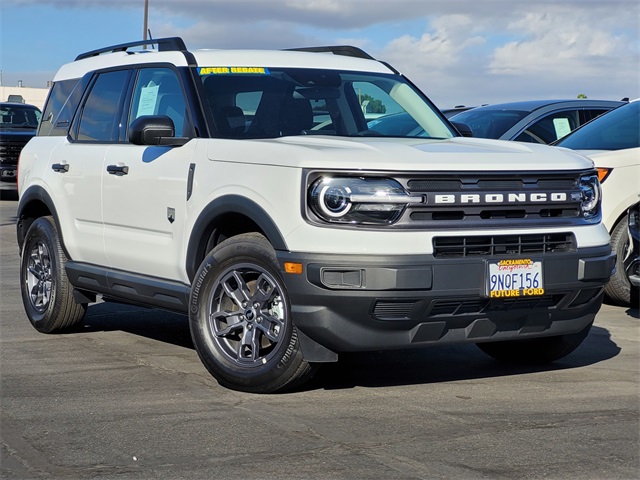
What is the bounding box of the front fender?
[185,194,288,281]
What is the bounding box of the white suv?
[17,37,615,393]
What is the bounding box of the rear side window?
[38,79,81,136]
[73,70,130,142]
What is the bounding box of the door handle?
[51,163,69,173]
[106,165,129,176]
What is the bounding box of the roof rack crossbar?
[286,45,375,60]
[75,37,187,61]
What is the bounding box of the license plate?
[487,259,544,298]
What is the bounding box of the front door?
[101,67,194,282]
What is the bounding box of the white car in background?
[555,99,640,306]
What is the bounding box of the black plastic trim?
[65,261,190,312]
[275,245,613,352]
[185,195,288,281]
[186,163,196,200]
[287,45,375,60]
[75,37,188,61]
[16,185,62,252]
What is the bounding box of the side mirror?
[129,115,189,146]
[451,121,474,138]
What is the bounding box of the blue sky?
[1,0,638,109]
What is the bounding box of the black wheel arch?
[185,195,288,282]
[16,186,62,253]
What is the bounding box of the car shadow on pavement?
[306,325,621,391]
[73,302,621,392]
[77,302,194,349]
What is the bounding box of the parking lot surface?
[1,192,639,479]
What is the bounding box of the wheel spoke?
[28,265,42,279]
[251,273,276,305]
[238,326,260,362]
[256,313,283,342]
[222,271,252,308]
[210,310,245,337]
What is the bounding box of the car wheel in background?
[605,217,632,306]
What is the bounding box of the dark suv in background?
[0,102,42,190]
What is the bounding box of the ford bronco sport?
[17,37,615,393]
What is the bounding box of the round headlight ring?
[318,184,352,218]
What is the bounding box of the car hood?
[0,129,37,141]
[207,135,595,172]
[573,148,640,168]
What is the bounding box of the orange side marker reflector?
[284,262,303,274]
[597,167,611,183]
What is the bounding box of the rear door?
[53,69,131,265]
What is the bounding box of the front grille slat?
[433,233,574,258]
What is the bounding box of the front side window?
[129,68,189,136]
[75,70,130,142]
[197,67,455,140]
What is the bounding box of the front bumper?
[277,245,615,354]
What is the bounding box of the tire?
[604,217,631,306]
[189,233,315,393]
[20,216,87,333]
[476,321,593,364]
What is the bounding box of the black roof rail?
[286,45,375,60]
[75,37,187,61]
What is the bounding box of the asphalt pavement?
[1,190,638,479]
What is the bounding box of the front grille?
[433,233,575,257]
[372,301,415,319]
[0,140,29,165]
[398,171,592,229]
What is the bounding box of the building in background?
[1,86,50,110]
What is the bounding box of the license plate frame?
[486,258,545,299]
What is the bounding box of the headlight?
[309,177,422,225]
[579,174,601,219]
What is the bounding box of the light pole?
[143,0,149,43]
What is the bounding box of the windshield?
[450,108,529,139]
[197,67,455,140]
[0,104,41,129]
[555,101,639,151]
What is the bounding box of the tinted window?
[0,104,41,130]
[75,70,129,142]
[514,110,579,144]
[556,102,639,151]
[129,68,189,136]
[39,79,81,136]
[450,109,528,139]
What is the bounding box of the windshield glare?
[197,67,455,140]
[0,104,41,129]
[556,102,639,151]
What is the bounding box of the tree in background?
[360,94,386,114]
